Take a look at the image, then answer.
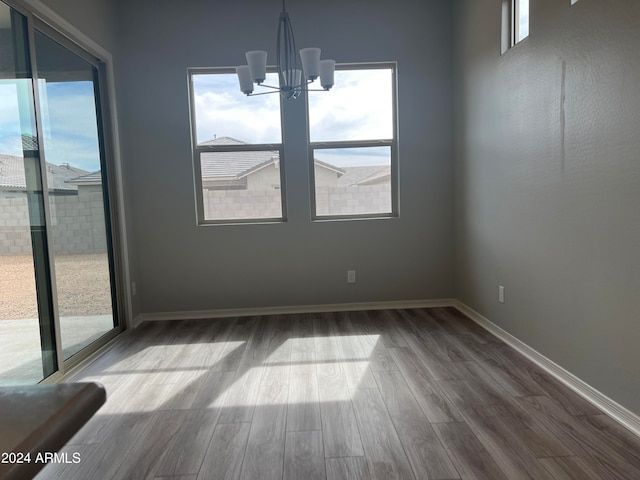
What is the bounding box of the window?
[502,0,529,54]
[307,64,397,219]
[188,69,285,223]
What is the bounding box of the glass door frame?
[5,0,127,381]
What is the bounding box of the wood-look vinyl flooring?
[35,307,640,480]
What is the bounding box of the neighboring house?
[336,165,391,187]
[200,136,345,190]
[0,153,88,198]
[65,170,103,197]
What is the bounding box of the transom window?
[502,0,529,54]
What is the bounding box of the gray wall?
[453,0,640,414]
[115,0,454,313]
[40,0,118,54]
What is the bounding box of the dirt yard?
[0,253,113,320]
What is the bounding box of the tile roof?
[336,165,390,186]
[0,153,88,191]
[201,149,279,179]
[199,136,345,179]
[65,171,103,185]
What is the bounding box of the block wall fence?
[0,193,107,255]
[203,185,391,220]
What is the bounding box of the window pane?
[200,150,283,221]
[192,73,282,145]
[517,0,529,42]
[34,29,118,360]
[308,68,393,142]
[314,146,392,216]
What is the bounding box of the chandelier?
[236,0,335,99]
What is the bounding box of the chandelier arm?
[256,83,282,90]
[246,90,281,97]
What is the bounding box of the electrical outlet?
[132,281,137,296]
[498,285,505,304]
[347,270,356,284]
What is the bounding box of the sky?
[193,68,394,167]
[518,0,530,42]
[0,79,101,173]
[1,67,393,174]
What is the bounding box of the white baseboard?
[452,300,640,438]
[132,298,456,329]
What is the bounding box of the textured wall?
[454,0,640,414]
[39,0,118,54]
[115,0,454,314]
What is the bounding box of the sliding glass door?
[34,27,118,360]
[0,1,120,384]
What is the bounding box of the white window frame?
[187,67,287,225]
[307,62,399,221]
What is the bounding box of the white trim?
[132,298,456,329]
[452,300,640,438]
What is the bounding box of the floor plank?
[287,351,322,432]
[240,383,288,480]
[433,422,509,480]
[284,430,326,480]
[197,422,250,480]
[218,347,267,424]
[538,456,603,480]
[578,414,640,470]
[388,347,463,423]
[463,413,556,480]
[325,457,371,480]
[155,409,219,476]
[315,315,365,458]
[113,410,186,480]
[373,369,460,479]
[351,387,415,480]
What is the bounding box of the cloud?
[193,73,282,144]
[39,81,101,171]
[309,68,393,142]
[0,81,32,156]
[0,79,101,172]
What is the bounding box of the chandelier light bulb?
[246,50,267,84]
[235,65,254,95]
[300,47,321,81]
[319,60,336,90]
